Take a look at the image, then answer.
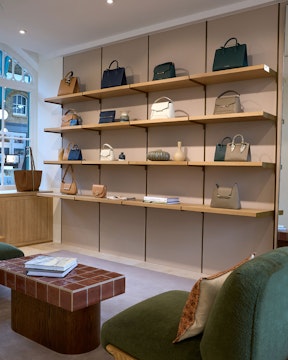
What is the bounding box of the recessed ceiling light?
[19,29,27,35]
[106,0,114,4]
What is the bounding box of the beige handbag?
[150,97,175,119]
[100,144,115,161]
[224,134,251,161]
[92,184,107,198]
[213,90,243,115]
[57,71,80,96]
[60,165,77,195]
[210,183,241,209]
[61,109,82,127]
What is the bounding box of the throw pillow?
[173,253,255,343]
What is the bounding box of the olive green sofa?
[101,247,288,360]
[0,242,24,260]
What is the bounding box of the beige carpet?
[0,251,195,360]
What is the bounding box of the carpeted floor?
[0,250,196,360]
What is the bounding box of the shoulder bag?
[224,134,251,161]
[92,184,107,198]
[60,165,77,195]
[213,90,243,115]
[101,60,127,89]
[150,97,175,119]
[57,71,80,96]
[212,37,248,72]
[153,62,176,80]
[100,143,115,161]
[210,183,241,209]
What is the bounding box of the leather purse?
[153,62,176,80]
[214,137,232,161]
[210,183,241,209]
[100,143,115,161]
[150,97,175,119]
[225,134,251,161]
[57,71,80,96]
[212,37,248,72]
[61,109,82,127]
[213,90,243,115]
[99,110,116,123]
[92,184,107,198]
[68,144,82,161]
[14,147,42,192]
[60,165,77,195]
[101,60,127,89]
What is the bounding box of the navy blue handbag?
[101,60,127,89]
[68,145,82,161]
[212,38,248,71]
[99,110,116,123]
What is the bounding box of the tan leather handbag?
[60,165,77,195]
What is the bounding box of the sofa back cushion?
[200,247,288,360]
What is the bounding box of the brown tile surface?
[0,254,125,312]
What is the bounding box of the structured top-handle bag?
[212,37,248,71]
[214,136,232,161]
[225,134,251,161]
[153,62,176,80]
[213,90,243,115]
[101,60,127,89]
[210,183,241,209]
[100,143,116,161]
[150,97,175,119]
[57,71,80,96]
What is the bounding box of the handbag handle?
[223,37,239,48]
[103,143,114,150]
[220,136,232,145]
[64,109,78,115]
[64,71,73,85]
[27,147,36,171]
[217,90,240,98]
[108,60,119,69]
[62,165,75,182]
[153,97,173,104]
[231,134,247,153]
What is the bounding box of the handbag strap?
[27,147,36,171]
[220,136,232,145]
[231,134,247,153]
[64,71,73,85]
[217,90,240,98]
[223,37,239,48]
[64,109,77,115]
[153,97,173,104]
[103,143,114,150]
[232,134,245,144]
[62,165,75,182]
[108,60,119,69]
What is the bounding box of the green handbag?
[214,137,232,161]
[153,62,176,80]
[212,37,248,71]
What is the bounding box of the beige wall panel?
[149,23,206,78]
[203,215,274,274]
[207,6,279,72]
[64,48,102,91]
[102,37,149,84]
[146,210,202,272]
[100,204,145,260]
[61,200,100,248]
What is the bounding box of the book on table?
[25,255,77,272]
[26,262,77,278]
[143,196,180,204]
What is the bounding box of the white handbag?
[100,143,115,161]
[150,97,175,119]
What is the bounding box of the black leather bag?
[212,37,248,71]
[101,60,127,88]
[99,110,116,123]
[153,62,176,80]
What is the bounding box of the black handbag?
[214,137,232,161]
[68,144,82,161]
[101,60,127,88]
[99,110,116,123]
[212,37,248,71]
[153,62,176,80]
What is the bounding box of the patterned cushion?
[173,254,254,342]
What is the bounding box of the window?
[0,45,35,189]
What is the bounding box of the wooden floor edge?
[106,344,137,360]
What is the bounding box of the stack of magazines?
[25,255,78,278]
[143,196,180,204]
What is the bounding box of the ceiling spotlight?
[19,29,27,35]
[106,0,114,4]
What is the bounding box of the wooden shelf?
[44,65,277,106]
[37,192,274,218]
[82,122,131,131]
[188,111,276,124]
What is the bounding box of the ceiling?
[0,0,284,60]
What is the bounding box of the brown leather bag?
[57,71,79,96]
[60,165,77,195]
[92,184,107,198]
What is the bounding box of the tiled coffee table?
[0,254,125,354]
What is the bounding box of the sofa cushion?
[200,247,288,360]
[0,242,24,260]
[174,254,253,342]
[101,290,203,360]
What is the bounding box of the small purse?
[213,90,243,115]
[212,37,248,72]
[146,149,170,161]
[100,143,115,161]
[225,134,251,161]
[153,62,176,80]
[99,110,116,124]
[57,71,80,96]
[214,137,232,161]
[68,144,83,161]
[60,165,77,195]
[92,184,107,198]
[210,183,241,209]
[150,97,175,119]
[61,109,82,127]
[101,60,127,89]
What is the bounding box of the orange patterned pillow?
[173,254,254,343]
